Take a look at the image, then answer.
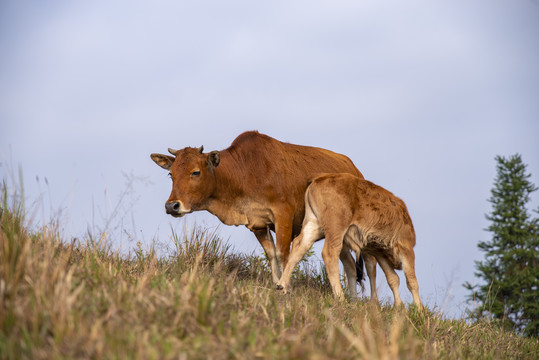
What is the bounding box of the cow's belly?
[210,200,275,230]
[245,202,275,230]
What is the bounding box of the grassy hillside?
[1,193,538,359]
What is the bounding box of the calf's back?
[307,173,415,269]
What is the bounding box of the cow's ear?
[208,151,220,168]
[151,153,175,170]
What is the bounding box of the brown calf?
[276,173,421,307]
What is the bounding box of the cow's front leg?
[274,215,295,272]
[253,228,281,283]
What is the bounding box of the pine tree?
[464,154,539,337]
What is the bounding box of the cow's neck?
[203,150,251,227]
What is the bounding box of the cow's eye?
[191,171,201,176]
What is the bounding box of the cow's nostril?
[165,201,181,214]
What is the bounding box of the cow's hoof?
[275,283,284,290]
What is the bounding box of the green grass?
[1,190,538,359]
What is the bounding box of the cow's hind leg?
[339,245,358,299]
[377,256,403,307]
[276,220,322,293]
[253,228,281,283]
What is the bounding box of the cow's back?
[221,131,363,233]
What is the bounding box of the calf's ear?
[150,153,175,170]
[208,151,220,168]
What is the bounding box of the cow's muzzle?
[165,201,190,217]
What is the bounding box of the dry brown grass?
[1,188,538,359]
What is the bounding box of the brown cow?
[150,131,370,289]
[276,173,421,308]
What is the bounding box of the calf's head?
[151,146,220,217]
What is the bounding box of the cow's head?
[150,146,220,217]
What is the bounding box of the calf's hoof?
[275,283,290,294]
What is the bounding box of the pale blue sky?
[2,0,538,317]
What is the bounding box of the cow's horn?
[168,148,178,156]
[198,146,204,153]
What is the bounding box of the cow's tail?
[356,253,365,284]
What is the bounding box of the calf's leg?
[377,256,403,307]
[364,254,378,303]
[276,220,322,293]
[401,249,422,307]
[321,229,346,301]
